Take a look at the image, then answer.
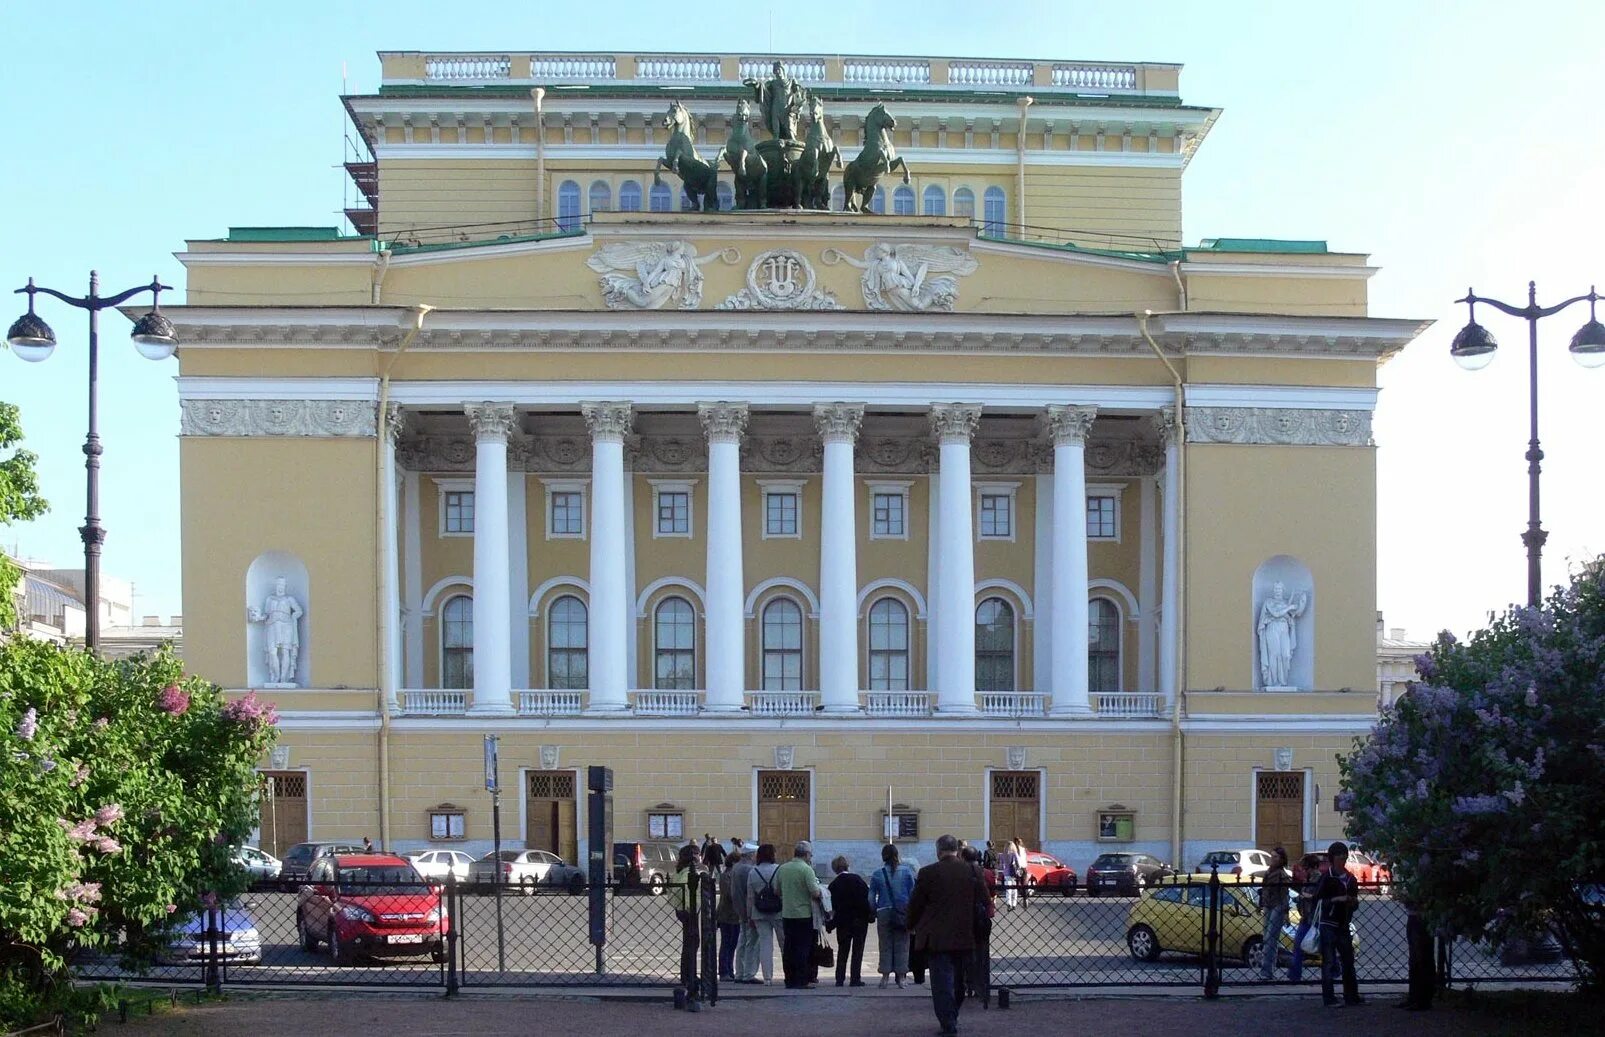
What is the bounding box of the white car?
[232,846,282,882]
[409,849,474,882]
[469,849,583,894]
[1194,848,1274,877]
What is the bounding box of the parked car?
[295,853,447,965]
[279,841,365,891]
[469,849,584,894]
[408,849,474,883]
[1193,849,1274,877]
[231,846,282,883]
[1127,876,1360,966]
[1343,849,1392,894]
[1020,850,1078,895]
[1086,852,1176,896]
[159,897,262,965]
[613,841,682,894]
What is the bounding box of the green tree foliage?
[0,401,49,629]
[0,641,277,1028]
[1340,557,1605,986]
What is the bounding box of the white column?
[508,470,530,690]
[583,402,632,712]
[623,465,639,690]
[380,405,404,714]
[1047,405,1097,715]
[1137,471,1159,692]
[1156,408,1181,702]
[931,404,981,714]
[700,402,749,712]
[925,471,941,693]
[465,402,516,716]
[402,469,423,687]
[1032,473,1053,697]
[815,403,865,713]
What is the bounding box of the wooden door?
[526,771,579,863]
[258,771,308,858]
[989,771,1040,851]
[757,771,811,849]
[1256,771,1305,857]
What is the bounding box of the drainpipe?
[371,248,393,305]
[1015,96,1034,232]
[376,304,433,850]
[532,88,547,226]
[1137,310,1187,868]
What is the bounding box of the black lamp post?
[1451,282,1605,608]
[6,272,178,651]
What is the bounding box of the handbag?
[882,867,908,930]
[812,935,835,968]
[1300,903,1323,955]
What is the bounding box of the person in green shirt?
[775,840,823,988]
[671,843,701,997]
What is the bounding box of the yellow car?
[1125,877,1360,965]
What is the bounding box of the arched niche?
[1251,555,1313,691]
[246,550,310,688]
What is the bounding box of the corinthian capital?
[929,403,982,443]
[698,402,750,443]
[1045,404,1097,445]
[813,403,865,442]
[380,402,406,443]
[464,402,517,442]
[581,401,633,440]
[1153,406,1180,446]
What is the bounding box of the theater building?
[165,49,1425,871]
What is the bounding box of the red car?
[1344,849,1393,894]
[1022,850,1078,895]
[295,853,449,965]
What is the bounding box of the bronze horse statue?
[793,94,841,211]
[653,100,719,212]
[840,103,909,212]
[716,98,768,210]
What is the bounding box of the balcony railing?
[747,691,819,716]
[979,691,1049,718]
[399,689,467,715]
[864,691,933,717]
[631,689,703,716]
[1094,692,1165,718]
[423,54,511,81]
[517,689,585,716]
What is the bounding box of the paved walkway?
[111,987,1547,1036]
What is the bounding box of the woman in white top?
[742,843,783,984]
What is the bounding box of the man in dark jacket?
[1315,841,1362,1007]
[907,834,989,1037]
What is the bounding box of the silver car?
[469,850,582,894]
[232,846,282,882]
[409,849,474,883]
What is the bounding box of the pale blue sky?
[2,0,1601,639]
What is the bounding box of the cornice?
[371,142,1187,169]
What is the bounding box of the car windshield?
[1202,852,1240,864]
[337,866,425,892]
[1094,854,1136,867]
[481,850,523,862]
[285,846,312,863]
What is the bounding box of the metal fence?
[74,872,1577,999]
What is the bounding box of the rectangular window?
[765,492,798,536]
[657,491,690,535]
[444,491,475,534]
[979,493,1012,538]
[647,811,684,840]
[1087,495,1118,539]
[872,492,905,537]
[550,491,584,536]
[430,811,466,840]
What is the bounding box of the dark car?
[612,841,682,894]
[1086,852,1176,896]
[279,841,365,891]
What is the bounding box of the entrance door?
[989,771,1040,851]
[757,771,811,849]
[525,771,578,863]
[1256,771,1305,857]
[258,771,308,858]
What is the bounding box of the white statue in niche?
[248,577,305,688]
[1256,581,1309,690]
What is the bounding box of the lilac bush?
[1341,557,1605,985]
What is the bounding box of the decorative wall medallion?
[742,436,823,473]
[857,438,924,473]
[1186,407,1374,447]
[1273,747,1294,771]
[540,745,561,770]
[775,745,795,770]
[716,249,843,310]
[822,243,978,311]
[586,241,739,309]
[181,399,378,438]
[1006,746,1027,771]
[269,746,291,769]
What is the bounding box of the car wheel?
[1127,924,1160,962]
[521,875,540,897]
[568,872,586,895]
[330,926,354,967]
[430,944,447,964]
[1025,877,1038,900]
[649,874,667,896]
[297,912,318,952]
[1086,885,1099,898]
[1060,876,1076,897]
[1242,936,1263,968]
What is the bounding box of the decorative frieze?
[1186,407,1374,447]
[821,243,978,311]
[856,437,933,474]
[629,435,706,473]
[586,241,739,310]
[971,438,1036,474]
[716,249,843,310]
[740,435,822,473]
[181,399,376,438]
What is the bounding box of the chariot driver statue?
[744,60,807,141]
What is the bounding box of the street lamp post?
[1450,282,1605,607]
[6,272,179,651]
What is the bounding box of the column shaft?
[1048,406,1096,715]
[584,403,632,711]
[701,403,748,711]
[816,404,864,712]
[465,403,515,715]
[1158,409,1181,701]
[932,405,981,714]
[380,405,403,714]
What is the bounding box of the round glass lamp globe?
[1572,345,1605,370]
[1451,346,1496,371]
[133,338,177,362]
[8,339,55,363]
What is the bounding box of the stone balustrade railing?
[747,691,820,716]
[1094,691,1165,717]
[863,691,933,717]
[384,52,1166,95]
[399,689,468,715]
[517,689,585,716]
[979,691,1049,718]
[630,689,704,716]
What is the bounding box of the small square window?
[444,491,475,534]
[657,491,690,535]
[551,491,584,536]
[765,492,798,536]
[979,494,1012,538]
[430,811,466,840]
[1088,496,1118,539]
[873,492,905,537]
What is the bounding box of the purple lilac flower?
[156,683,190,715]
[221,692,279,731]
[93,717,109,730]
[57,818,97,842]
[92,836,122,855]
[38,757,56,773]
[70,763,89,788]
[165,904,177,914]
[15,708,38,741]
[1334,791,1356,812]
[1451,794,1509,816]
[94,803,124,826]
[65,908,90,928]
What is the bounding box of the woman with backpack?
[869,843,916,987]
[743,842,784,984]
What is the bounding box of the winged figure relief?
[586,242,740,310]
[823,243,979,312]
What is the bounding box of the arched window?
[547,595,588,690]
[892,185,915,215]
[588,180,612,213]
[922,185,946,216]
[871,185,886,214]
[1089,597,1121,694]
[654,597,696,690]
[953,187,976,219]
[619,180,643,212]
[982,186,1006,236]
[716,181,735,211]
[557,180,581,231]
[830,184,844,211]
[649,181,674,212]
[761,598,803,691]
[867,598,910,691]
[975,598,1015,692]
[441,594,473,690]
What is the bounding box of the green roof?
[1193,238,1329,254]
[226,227,348,242]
